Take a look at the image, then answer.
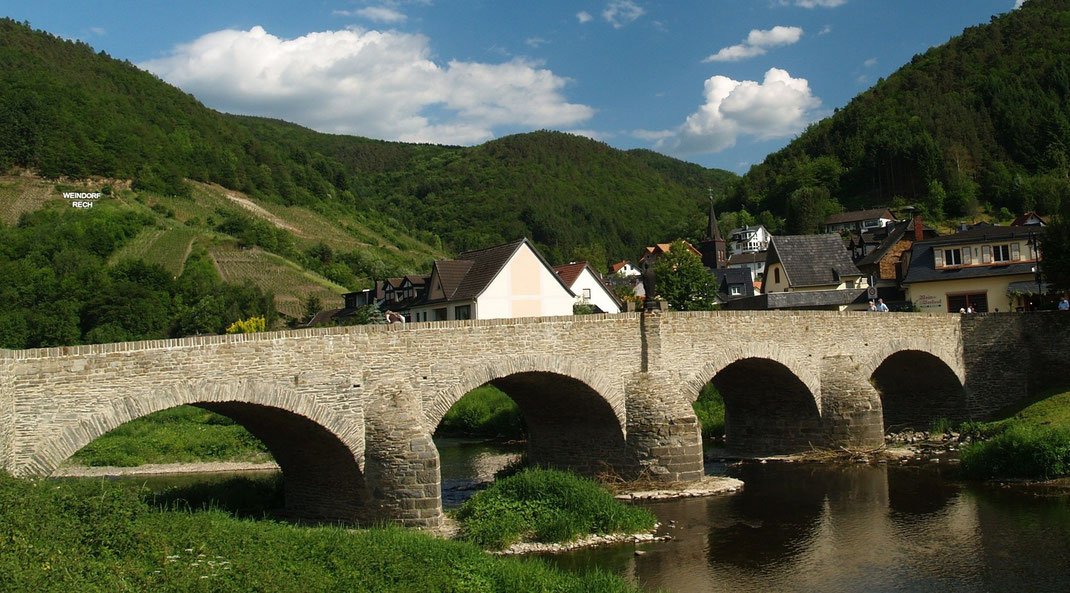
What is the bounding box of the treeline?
[0,206,275,349]
[725,0,1070,232]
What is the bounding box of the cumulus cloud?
[1014,0,1026,7]
[141,26,593,145]
[650,68,821,154]
[704,25,803,62]
[577,11,593,23]
[602,1,645,28]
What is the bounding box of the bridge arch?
[427,355,630,476]
[685,345,823,455]
[866,344,967,432]
[859,340,965,388]
[31,379,368,523]
[683,344,821,410]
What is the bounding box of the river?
[107,441,1070,593]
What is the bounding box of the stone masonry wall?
[0,349,13,474]
[1,310,1061,524]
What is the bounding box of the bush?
[436,386,525,439]
[693,383,725,440]
[456,468,656,550]
[959,424,1070,480]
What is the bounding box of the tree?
[652,240,718,311]
[1042,200,1070,291]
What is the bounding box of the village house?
[728,224,771,255]
[822,208,895,234]
[553,261,623,314]
[724,234,867,311]
[902,224,1046,313]
[851,215,939,306]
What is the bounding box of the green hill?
[728,0,1070,232]
[0,17,736,271]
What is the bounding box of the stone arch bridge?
[1,311,1066,527]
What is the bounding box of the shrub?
[959,424,1070,481]
[929,417,953,436]
[436,386,524,439]
[693,383,725,440]
[456,468,656,550]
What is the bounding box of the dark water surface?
[548,462,1070,593]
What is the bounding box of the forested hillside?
[0,17,735,269]
[726,0,1070,234]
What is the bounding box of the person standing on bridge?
[1059,296,1069,311]
[876,298,889,312]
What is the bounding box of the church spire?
[706,187,723,242]
[700,188,728,269]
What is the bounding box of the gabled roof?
[923,224,1042,247]
[426,237,572,303]
[431,259,474,300]
[822,208,895,226]
[640,241,702,262]
[609,260,636,274]
[766,234,864,287]
[553,262,593,288]
[1010,211,1046,227]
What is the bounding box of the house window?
[433,308,447,321]
[936,247,970,267]
[992,244,1011,262]
[944,249,962,266]
[774,267,781,284]
[582,288,592,299]
[729,285,742,296]
[454,305,471,320]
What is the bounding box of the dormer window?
[935,247,970,267]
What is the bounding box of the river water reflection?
[549,462,1070,593]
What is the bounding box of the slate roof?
[902,227,1043,285]
[766,234,864,288]
[712,267,755,299]
[728,251,766,265]
[432,260,474,300]
[823,208,895,226]
[722,288,867,311]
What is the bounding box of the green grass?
[960,424,1070,481]
[693,383,725,440]
[958,388,1070,481]
[436,385,525,439]
[68,406,271,467]
[456,468,657,550]
[0,473,644,593]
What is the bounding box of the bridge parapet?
[1,348,13,473]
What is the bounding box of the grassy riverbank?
[959,387,1070,481]
[69,406,271,467]
[0,473,645,593]
[457,468,657,550]
[692,384,725,441]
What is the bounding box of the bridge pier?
[625,373,704,482]
[820,355,885,449]
[364,389,443,528]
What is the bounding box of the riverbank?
[52,460,280,478]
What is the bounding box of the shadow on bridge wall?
[488,372,635,476]
[871,350,967,432]
[708,357,823,456]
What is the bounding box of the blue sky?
[4,0,1027,172]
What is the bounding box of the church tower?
[699,189,727,269]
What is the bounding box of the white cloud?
[704,25,802,62]
[863,57,877,67]
[577,11,593,23]
[141,26,593,146]
[602,1,645,29]
[795,0,847,7]
[349,6,408,23]
[818,24,832,35]
[1014,0,1026,8]
[90,27,107,36]
[525,37,548,48]
[651,68,821,154]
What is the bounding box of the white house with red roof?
[553,262,623,314]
